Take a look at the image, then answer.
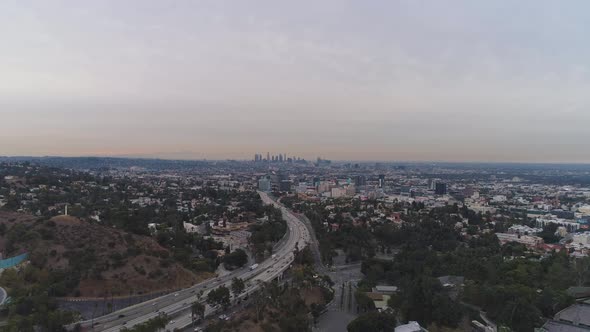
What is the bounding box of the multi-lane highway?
[80,191,309,331]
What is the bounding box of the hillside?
[0,211,212,297]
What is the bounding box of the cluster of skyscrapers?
[253,153,305,163]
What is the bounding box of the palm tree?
[252,281,268,321]
[231,277,245,298]
[191,301,205,326]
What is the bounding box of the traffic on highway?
[79,191,310,331]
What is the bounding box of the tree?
[431,294,463,328]
[222,249,248,270]
[347,312,397,332]
[231,277,245,298]
[573,257,590,286]
[252,281,268,321]
[355,291,376,313]
[207,286,230,309]
[191,302,205,325]
[538,223,560,244]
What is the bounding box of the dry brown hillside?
[0,211,212,297]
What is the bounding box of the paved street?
[314,263,363,332]
[294,204,364,332]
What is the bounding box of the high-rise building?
[435,182,447,195]
[354,175,366,187]
[258,176,272,192]
[378,174,385,188]
[313,177,321,187]
[428,179,437,190]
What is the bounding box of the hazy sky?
[1,1,589,162]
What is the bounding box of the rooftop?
[554,304,590,328]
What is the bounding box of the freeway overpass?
[79,191,310,331]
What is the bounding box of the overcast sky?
[1,1,589,162]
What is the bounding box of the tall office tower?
[435,182,447,195]
[313,177,321,187]
[378,174,385,188]
[267,152,270,161]
[354,175,366,187]
[429,179,438,190]
[279,154,283,162]
[258,176,272,192]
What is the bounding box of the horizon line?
[2,154,590,166]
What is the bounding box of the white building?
[148,223,157,233]
[331,187,348,198]
[572,232,590,246]
[395,321,425,332]
[496,233,543,248]
[183,221,202,234]
[578,205,590,215]
[508,225,542,235]
[492,195,507,202]
[536,216,580,231]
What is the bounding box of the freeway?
[80,191,310,332]
[164,191,311,331]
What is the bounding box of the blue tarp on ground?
[0,253,28,269]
